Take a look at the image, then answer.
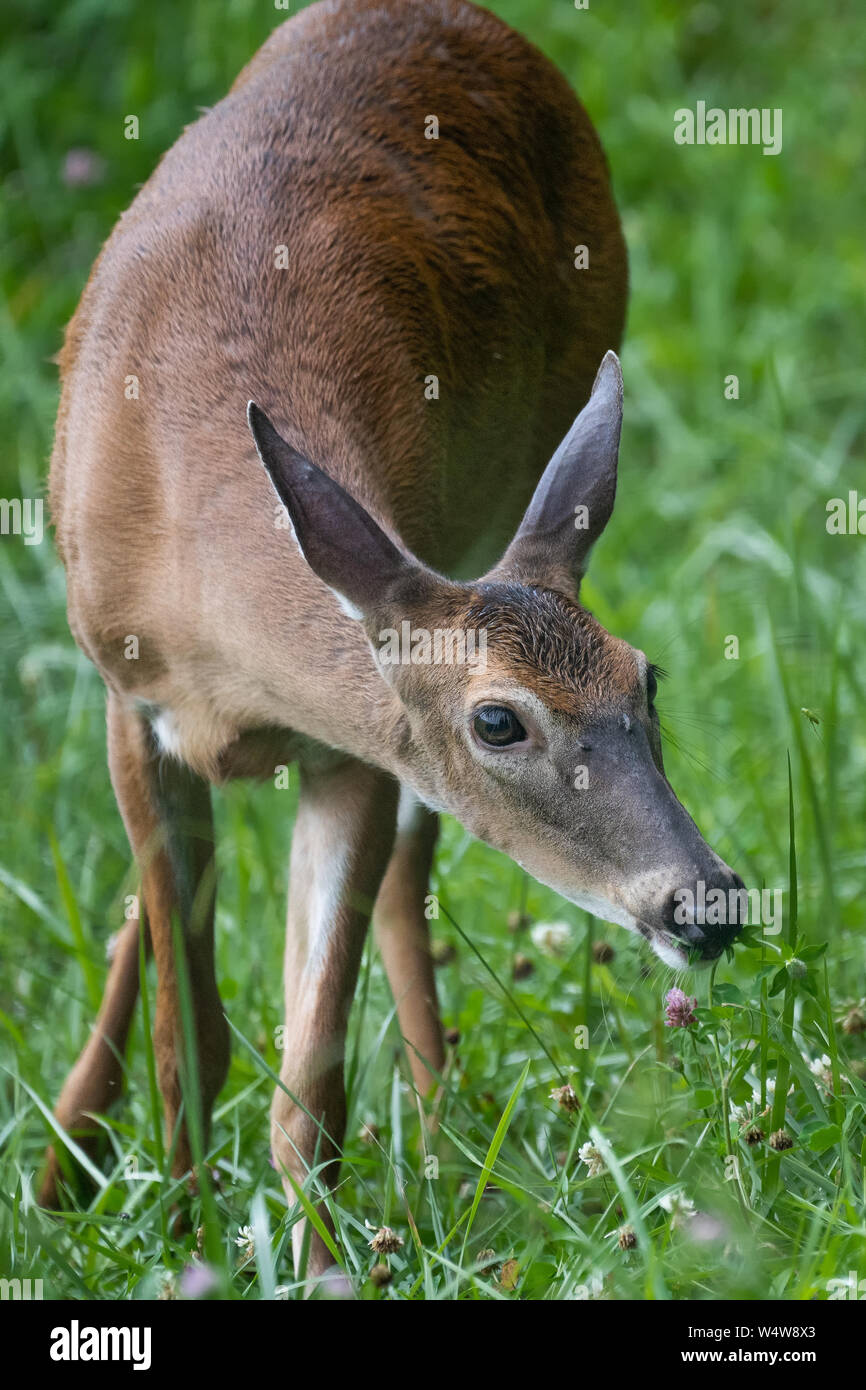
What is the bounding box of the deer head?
[249,353,744,967]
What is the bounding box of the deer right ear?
[247,402,420,619]
[489,351,623,592]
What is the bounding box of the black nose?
[711,873,747,946]
[663,871,746,955]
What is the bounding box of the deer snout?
[662,869,747,960]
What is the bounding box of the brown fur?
[464,583,638,712]
[48,0,626,782]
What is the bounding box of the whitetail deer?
[42,0,743,1278]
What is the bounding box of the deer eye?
[646,662,667,708]
[473,706,527,748]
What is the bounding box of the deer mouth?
[647,928,692,969]
[644,924,726,970]
[635,867,748,969]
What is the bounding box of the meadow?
[1,0,864,1300]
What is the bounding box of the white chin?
[650,935,690,969]
[533,877,695,970]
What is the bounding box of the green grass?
[1,0,865,1300]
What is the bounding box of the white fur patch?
[330,589,364,621]
[151,709,183,760]
[651,936,689,969]
[303,833,352,977]
[396,785,428,836]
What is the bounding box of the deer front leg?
[39,910,144,1206]
[373,789,445,1097]
[41,694,229,1206]
[271,755,398,1282]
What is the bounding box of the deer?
[41,0,743,1281]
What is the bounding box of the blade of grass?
[765,754,798,1196]
[47,827,100,1010]
[460,1058,530,1263]
[170,910,223,1273]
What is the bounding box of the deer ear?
[491,351,623,590]
[248,402,420,619]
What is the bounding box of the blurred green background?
[1,0,864,1300]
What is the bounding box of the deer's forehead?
[456,585,639,713]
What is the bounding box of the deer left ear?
[248,401,422,620]
[490,351,622,591]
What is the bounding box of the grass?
[1,0,865,1300]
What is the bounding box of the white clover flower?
[658,1189,695,1227]
[807,1053,846,1091]
[578,1142,606,1177]
[549,1082,580,1113]
[369,1226,403,1254]
[570,1274,608,1300]
[530,921,572,957]
[752,1078,793,1106]
[235,1224,255,1260]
